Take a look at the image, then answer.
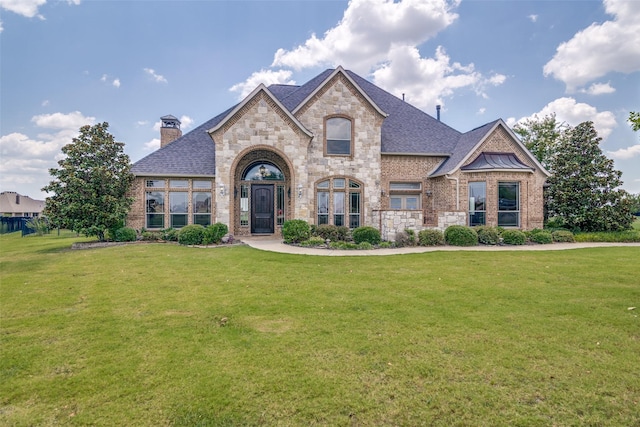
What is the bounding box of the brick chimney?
[160,115,182,147]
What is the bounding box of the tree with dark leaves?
[43,122,134,241]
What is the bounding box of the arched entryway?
[232,149,292,236]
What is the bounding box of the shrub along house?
[128,67,549,240]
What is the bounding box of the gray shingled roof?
[430,120,500,177]
[132,68,509,177]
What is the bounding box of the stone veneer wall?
[375,210,423,241]
[211,72,386,234]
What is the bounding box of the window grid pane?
[277,185,285,226]
[498,182,520,227]
[240,185,249,226]
[317,191,329,225]
[469,182,486,226]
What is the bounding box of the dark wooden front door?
[251,184,274,234]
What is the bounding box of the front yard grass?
[1,232,639,426]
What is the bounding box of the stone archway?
[231,148,293,236]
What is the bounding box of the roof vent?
[436,105,441,121]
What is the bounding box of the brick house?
[128,67,549,240]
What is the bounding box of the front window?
[389,182,421,210]
[193,192,211,226]
[498,182,520,227]
[316,177,362,228]
[325,117,352,156]
[469,181,486,226]
[146,191,164,229]
[169,192,188,228]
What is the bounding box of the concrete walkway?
[239,237,640,256]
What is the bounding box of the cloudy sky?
[1,0,639,200]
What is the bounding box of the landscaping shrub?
[394,230,415,248]
[418,229,445,246]
[352,226,381,245]
[357,241,373,250]
[501,229,527,245]
[114,227,137,242]
[475,226,500,245]
[203,222,228,245]
[444,225,478,246]
[312,224,349,242]
[282,219,311,243]
[574,230,640,243]
[141,230,161,241]
[299,237,326,247]
[528,230,553,244]
[378,241,394,248]
[552,230,575,243]
[161,228,179,242]
[329,241,358,250]
[178,224,205,245]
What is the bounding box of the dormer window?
[325,116,352,156]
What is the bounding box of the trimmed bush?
[378,241,394,248]
[313,224,349,242]
[282,219,311,243]
[329,241,358,250]
[203,222,228,245]
[178,224,205,245]
[161,228,180,242]
[114,227,137,242]
[501,229,526,245]
[352,226,381,245]
[299,236,326,247]
[395,230,415,248]
[476,226,500,245]
[418,229,445,246]
[529,230,553,244]
[552,230,575,243]
[444,225,478,246]
[141,231,161,241]
[357,241,373,250]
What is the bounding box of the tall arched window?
[325,116,352,156]
[316,177,362,228]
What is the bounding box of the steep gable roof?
[207,84,313,137]
[430,119,550,177]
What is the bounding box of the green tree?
[629,111,640,132]
[42,122,134,241]
[546,121,633,232]
[513,113,567,169]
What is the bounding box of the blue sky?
[1,0,639,200]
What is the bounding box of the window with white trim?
[389,182,421,210]
[325,117,352,156]
[469,181,486,226]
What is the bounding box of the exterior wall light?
[297,184,303,199]
[219,183,225,196]
[425,190,433,197]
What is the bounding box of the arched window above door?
[242,163,285,181]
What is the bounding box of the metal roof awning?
[461,152,534,172]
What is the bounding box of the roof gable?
[430,119,550,177]
[208,84,313,138]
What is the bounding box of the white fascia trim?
[292,66,388,118]
[207,84,313,138]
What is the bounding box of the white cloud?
[230,69,296,99]
[0,111,95,197]
[41,99,49,107]
[543,0,640,91]
[609,144,640,160]
[513,97,617,139]
[0,0,46,18]
[143,138,160,152]
[144,68,168,84]
[528,14,538,23]
[101,74,107,82]
[31,111,95,130]
[580,81,616,95]
[272,0,459,74]
[371,45,505,111]
[112,78,121,88]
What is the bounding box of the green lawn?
[1,232,639,426]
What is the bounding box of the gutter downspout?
[445,174,459,211]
